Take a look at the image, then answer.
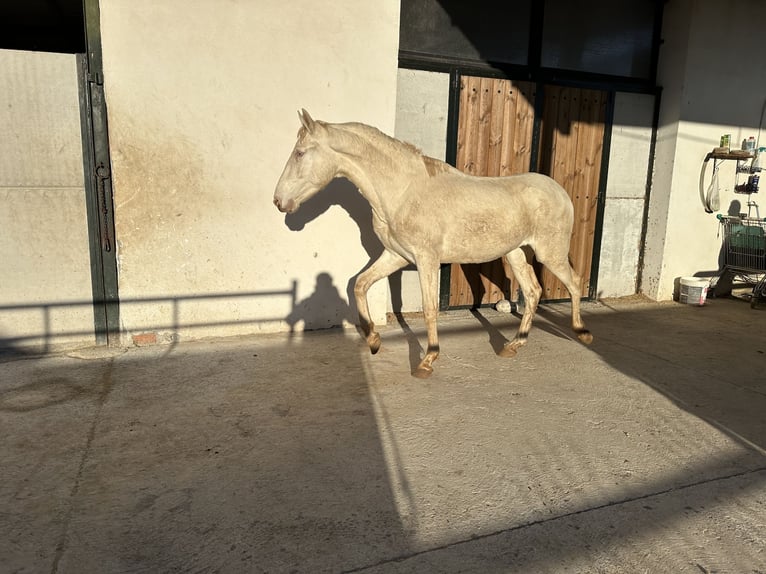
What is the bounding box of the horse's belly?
[385,191,559,264]
[438,217,528,263]
[440,240,518,264]
[382,215,529,264]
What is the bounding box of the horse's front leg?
[354,250,408,354]
[414,258,440,379]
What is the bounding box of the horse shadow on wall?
[282,177,411,324]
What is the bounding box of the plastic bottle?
[753,147,764,172]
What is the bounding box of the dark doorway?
[0,0,85,53]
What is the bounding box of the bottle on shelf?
[753,147,765,172]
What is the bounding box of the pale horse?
[273,109,592,378]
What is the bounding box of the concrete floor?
[2,296,765,573]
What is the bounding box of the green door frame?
[78,0,120,345]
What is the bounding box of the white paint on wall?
[0,49,94,350]
[99,0,401,341]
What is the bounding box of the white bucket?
[679,277,709,305]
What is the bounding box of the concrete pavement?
[2,296,765,573]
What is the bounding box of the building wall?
[7,0,758,350]
[392,0,766,306]
[597,92,655,298]
[0,49,94,351]
[99,0,401,341]
[644,0,766,300]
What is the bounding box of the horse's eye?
[295,150,305,159]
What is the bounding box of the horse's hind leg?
[536,248,593,345]
[501,247,542,357]
[413,258,440,378]
[354,250,408,353]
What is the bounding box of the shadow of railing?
[0,304,411,573]
[0,282,298,357]
[3,292,766,570]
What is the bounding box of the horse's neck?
[332,125,421,220]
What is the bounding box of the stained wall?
[99,0,401,341]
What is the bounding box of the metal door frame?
[78,0,120,344]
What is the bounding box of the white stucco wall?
[96,0,766,338]
[99,0,400,341]
[644,0,766,300]
[0,50,94,350]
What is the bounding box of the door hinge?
[95,163,113,252]
[88,71,104,86]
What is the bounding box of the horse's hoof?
[412,364,433,379]
[577,331,593,345]
[498,343,518,358]
[368,333,381,354]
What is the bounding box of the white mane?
[330,122,455,178]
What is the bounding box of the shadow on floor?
[0,329,409,573]
[2,297,766,573]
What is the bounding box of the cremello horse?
[274,110,592,378]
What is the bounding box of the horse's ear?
[298,109,316,134]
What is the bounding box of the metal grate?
[719,215,766,271]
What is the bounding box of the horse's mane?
[333,122,454,178]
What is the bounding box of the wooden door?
[447,76,537,307]
[536,85,607,300]
[447,76,607,307]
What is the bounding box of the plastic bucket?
[679,277,709,306]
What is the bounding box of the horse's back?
[429,170,574,222]
[394,169,574,263]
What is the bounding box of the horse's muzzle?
[273,197,295,213]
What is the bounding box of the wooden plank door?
[447,76,536,307]
[536,85,607,300]
[447,77,607,307]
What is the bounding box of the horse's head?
[273,109,338,214]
